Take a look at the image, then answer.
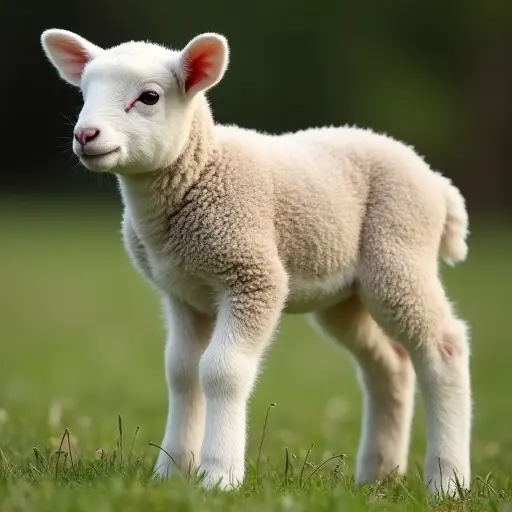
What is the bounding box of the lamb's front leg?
[198,264,288,490]
[154,296,213,479]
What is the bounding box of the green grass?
[1,200,512,511]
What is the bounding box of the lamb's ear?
[41,29,104,87]
[176,33,229,96]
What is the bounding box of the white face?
[74,44,188,174]
[41,30,229,175]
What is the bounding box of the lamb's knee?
[422,318,469,363]
[358,346,415,404]
[391,342,409,361]
[165,336,206,394]
[166,354,200,395]
[438,318,469,361]
[199,350,256,401]
[410,317,470,392]
[375,284,469,366]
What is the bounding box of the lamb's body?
[122,103,461,316]
[41,29,472,496]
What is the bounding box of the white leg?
[413,317,471,494]
[198,269,287,490]
[360,260,471,495]
[154,296,212,478]
[354,346,415,483]
[310,296,415,483]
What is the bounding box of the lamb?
[40,28,472,495]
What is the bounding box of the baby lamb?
[40,29,471,494]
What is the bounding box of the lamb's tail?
[439,176,469,266]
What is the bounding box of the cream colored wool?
[40,28,471,495]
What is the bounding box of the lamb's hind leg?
[359,247,471,495]
[310,296,415,483]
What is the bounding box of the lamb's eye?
[138,91,160,105]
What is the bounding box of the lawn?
[0,199,511,511]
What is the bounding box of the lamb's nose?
[74,127,100,145]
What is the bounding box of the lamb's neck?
[117,100,216,246]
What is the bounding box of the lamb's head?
[41,29,229,174]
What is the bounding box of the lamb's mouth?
[81,148,120,160]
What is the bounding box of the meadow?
[1,200,511,511]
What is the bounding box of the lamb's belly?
[285,269,356,314]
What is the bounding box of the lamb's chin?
[79,150,121,172]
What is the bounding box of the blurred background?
[2,0,512,210]
[0,0,511,482]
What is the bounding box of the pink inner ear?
[184,45,216,92]
[53,38,89,77]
